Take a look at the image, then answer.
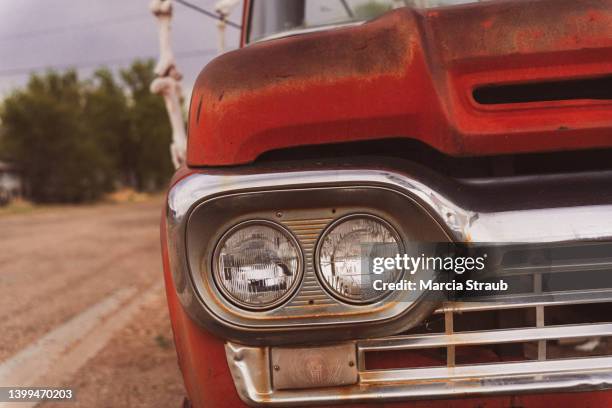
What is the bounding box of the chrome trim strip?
[250,22,364,44]
[357,323,612,351]
[500,257,612,275]
[435,288,612,313]
[470,205,612,243]
[225,341,612,407]
[168,167,612,245]
[360,358,612,383]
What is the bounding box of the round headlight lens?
[316,215,403,304]
[213,221,302,310]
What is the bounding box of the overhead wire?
[0,13,151,42]
[0,0,240,78]
[174,0,242,29]
[0,49,218,77]
[0,0,241,42]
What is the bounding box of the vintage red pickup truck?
[161,0,612,406]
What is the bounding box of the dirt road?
[0,199,185,407]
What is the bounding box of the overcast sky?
[0,0,242,97]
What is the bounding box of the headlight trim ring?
[211,219,304,311]
[314,213,406,305]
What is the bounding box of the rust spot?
[196,8,416,101]
[195,95,203,124]
[427,0,612,61]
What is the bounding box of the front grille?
[219,237,612,398]
[358,242,612,386]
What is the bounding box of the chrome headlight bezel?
[169,165,452,345]
[212,219,304,311]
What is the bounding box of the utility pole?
[150,0,187,169]
[215,0,240,53]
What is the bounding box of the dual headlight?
[213,215,404,310]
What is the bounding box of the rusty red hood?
[187,0,612,167]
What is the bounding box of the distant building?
[0,161,22,205]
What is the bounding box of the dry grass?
[0,190,163,218]
[105,188,155,204]
[0,197,36,216]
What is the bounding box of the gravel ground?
[38,292,185,408]
[0,199,185,407]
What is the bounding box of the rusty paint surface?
[187,0,612,166]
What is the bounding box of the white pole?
[150,0,187,169]
[217,18,227,53]
[215,0,240,53]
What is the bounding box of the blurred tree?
[1,70,113,203]
[121,60,173,191]
[83,68,131,189]
[354,1,393,19]
[0,59,174,203]
[0,125,6,159]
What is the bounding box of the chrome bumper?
[227,336,612,407]
[227,296,612,405]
